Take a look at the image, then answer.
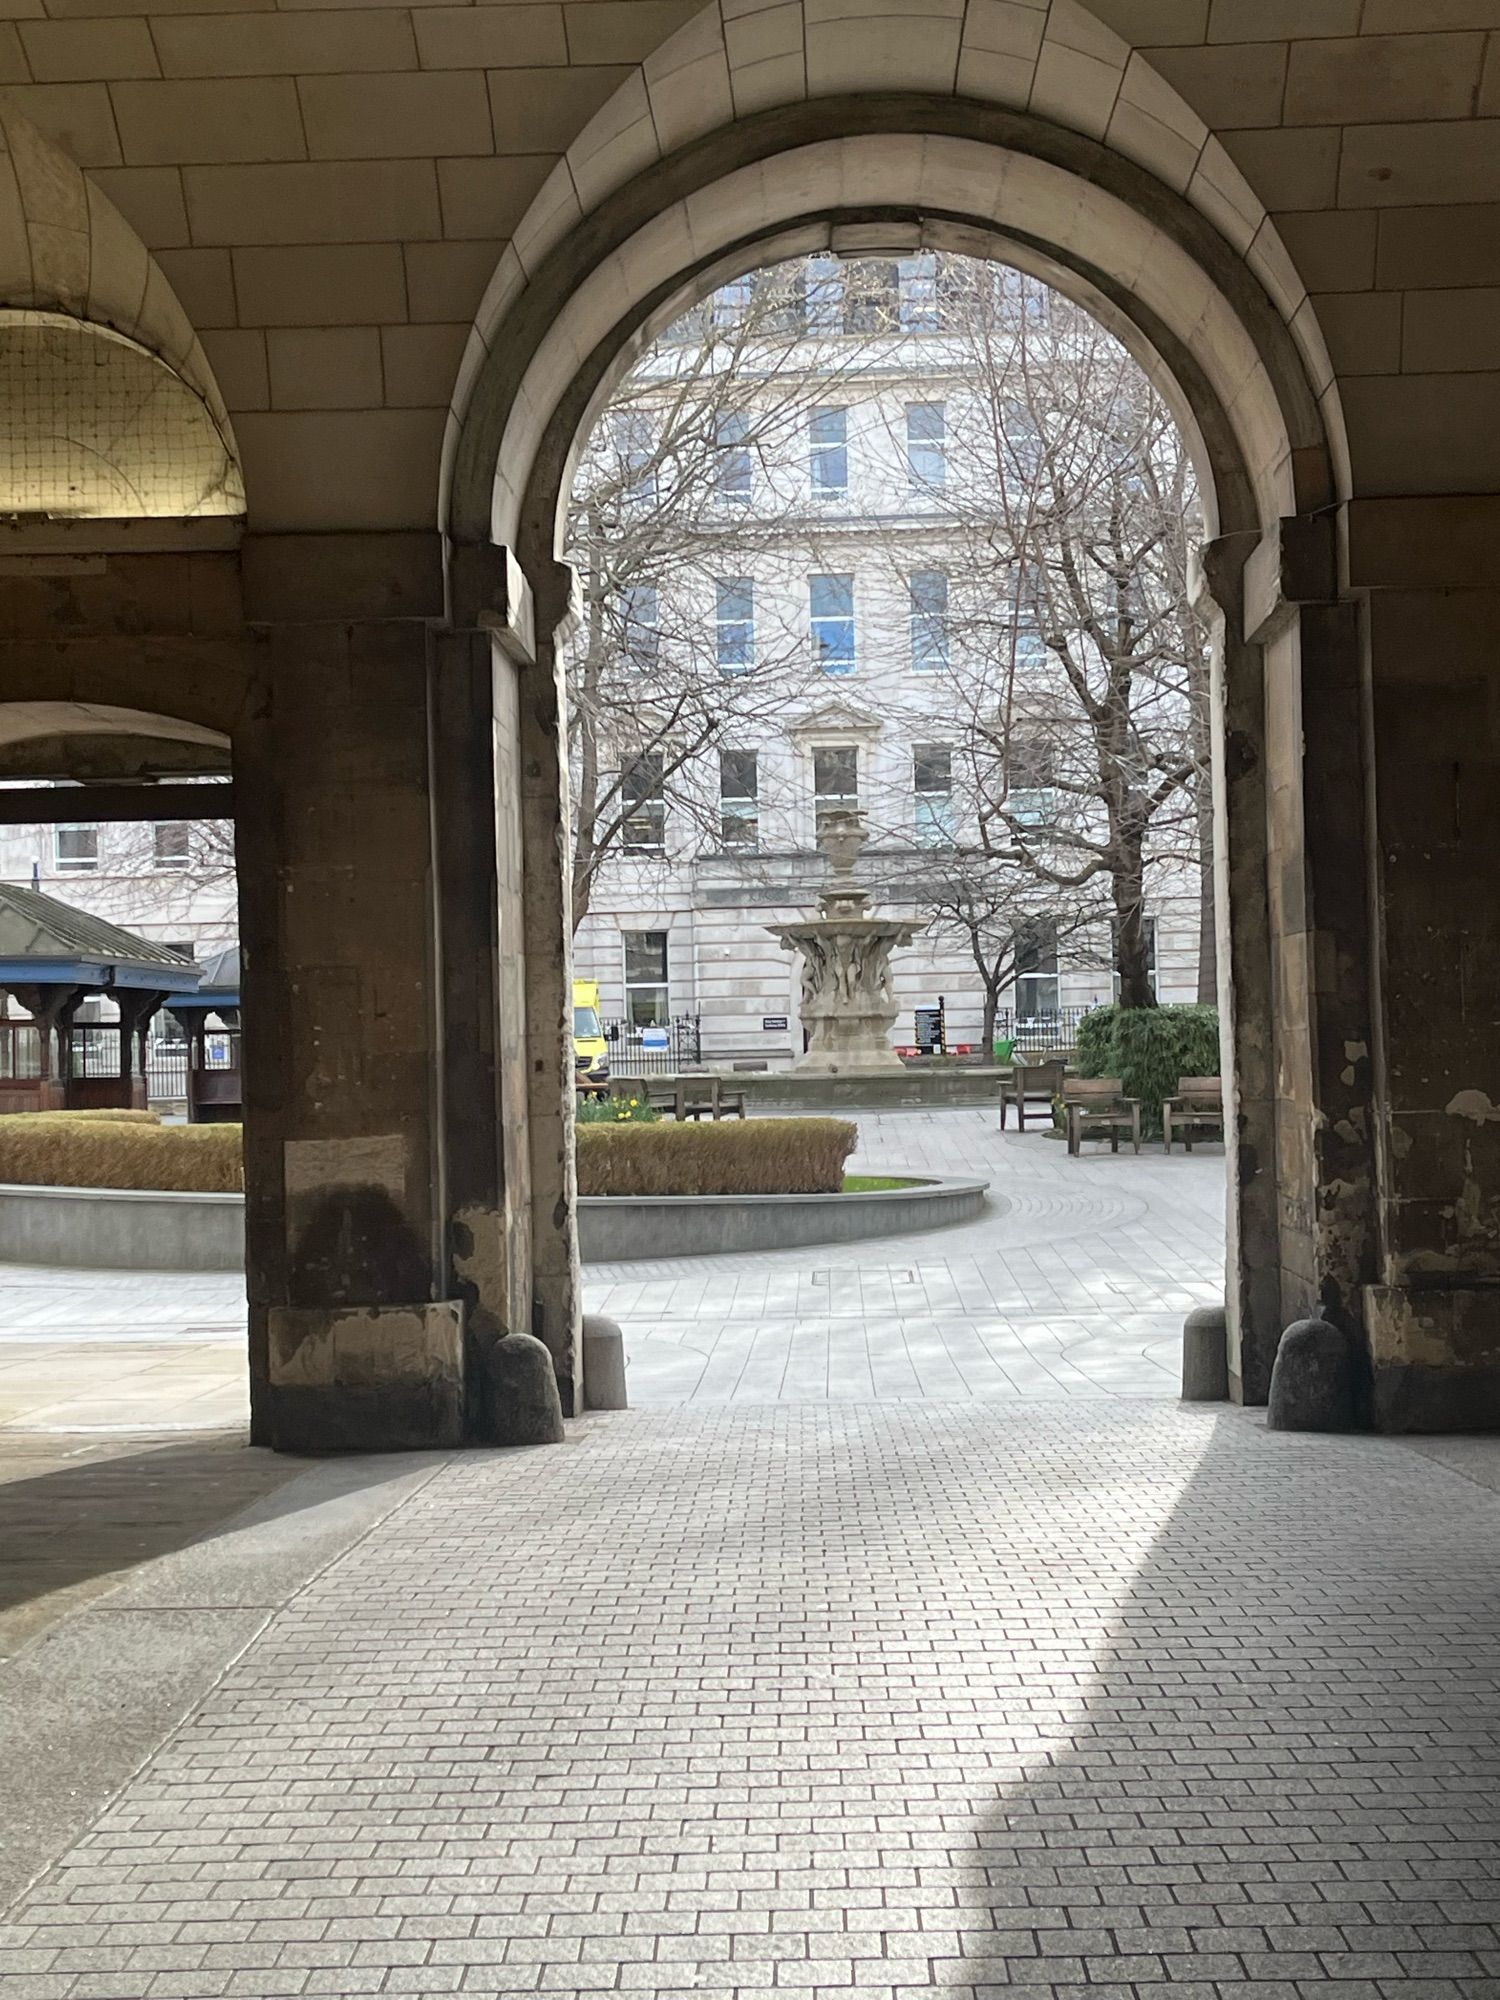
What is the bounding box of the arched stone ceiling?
[0,107,242,521]
[443,0,1344,555]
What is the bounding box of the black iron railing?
[994,1005,1095,1053]
[601,1014,702,1076]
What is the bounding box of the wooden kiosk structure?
[165,944,242,1123]
[0,883,202,1112]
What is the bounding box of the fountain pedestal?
[768,811,923,1074]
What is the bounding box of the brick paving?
[4,1401,1500,1996]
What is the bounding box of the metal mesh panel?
[0,311,243,519]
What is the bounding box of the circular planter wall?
[0,1183,244,1272]
[578,1176,990,1262]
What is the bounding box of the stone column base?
[265,1301,465,1453]
[1365,1284,1500,1432]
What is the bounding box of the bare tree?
[885,845,1108,1048]
[869,263,1210,1008]
[563,266,880,927]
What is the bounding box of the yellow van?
[572,979,610,1093]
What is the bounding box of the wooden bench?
[1063,1077,1141,1156]
[999,1056,1065,1131]
[1162,1075,1224,1152]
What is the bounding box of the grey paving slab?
[589,1111,1225,1405]
[0,1453,446,1917]
[2,1405,1500,2000]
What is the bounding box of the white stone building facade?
[569,260,1205,1065]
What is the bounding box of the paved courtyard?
[0,1112,1225,1431]
[4,1402,1500,1996]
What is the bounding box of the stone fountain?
[769,808,923,1073]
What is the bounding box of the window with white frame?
[905,401,946,486]
[1014,916,1060,1020]
[813,744,858,838]
[715,577,754,674]
[809,573,855,674]
[711,272,754,328]
[1005,733,1056,825]
[719,748,759,851]
[714,411,753,503]
[153,822,190,870]
[898,252,940,331]
[622,929,670,1027]
[845,259,897,332]
[913,746,954,846]
[55,823,98,871]
[805,254,844,330]
[808,407,848,497]
[622,583,658,671]
[909,570,949,671]
[620,752,665,852]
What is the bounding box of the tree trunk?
[980,984,999,1051]
[1112,850,1156,1009]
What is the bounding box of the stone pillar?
[235,615,462,1453]
[1345,498,1500,1428]
[1251,519,1381,1379]
[446,537,579,1413]
[1199,537,1281,1403]
[428,625,535,1424]
[1206,517,1382,1406]
[515,557,584,1413]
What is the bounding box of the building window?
[715,577,755,674]
[909,570,949,671]
[813,744,858,838]
[805,254,844,330]
[153,822,190,870]
[898,252,940,331]
[913,746,954,847]
[620,752,665,852]
[1112,915,1159,1000]
[1006,734,1055,824]
[715,411,753,503]
[845,259,897,333]
[55,824,98,871]
[1015,916,1060,1020]
[622,929,670,1027]
[719,749,759,851]
[1004,398,1046,481]
[622,583,659,671]
[809,407,848,497]
[810,573,856,674]
[906,401,946,487]
[711,272,754,328]
[613,410,655,508]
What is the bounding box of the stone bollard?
[1267,1317,1357,1432]
[478,1331,566,1445]
[582,1314,629,1410]
[1181,1305,1228,1401]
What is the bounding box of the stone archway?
[443,46,1364,1415]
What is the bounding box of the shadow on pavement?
[0,1432,304,1658]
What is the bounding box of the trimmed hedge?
[577,1117,857,1197]
[32,1108,162,1125]
[1074,1003,1221,1136]
[0,1115,243,1192]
